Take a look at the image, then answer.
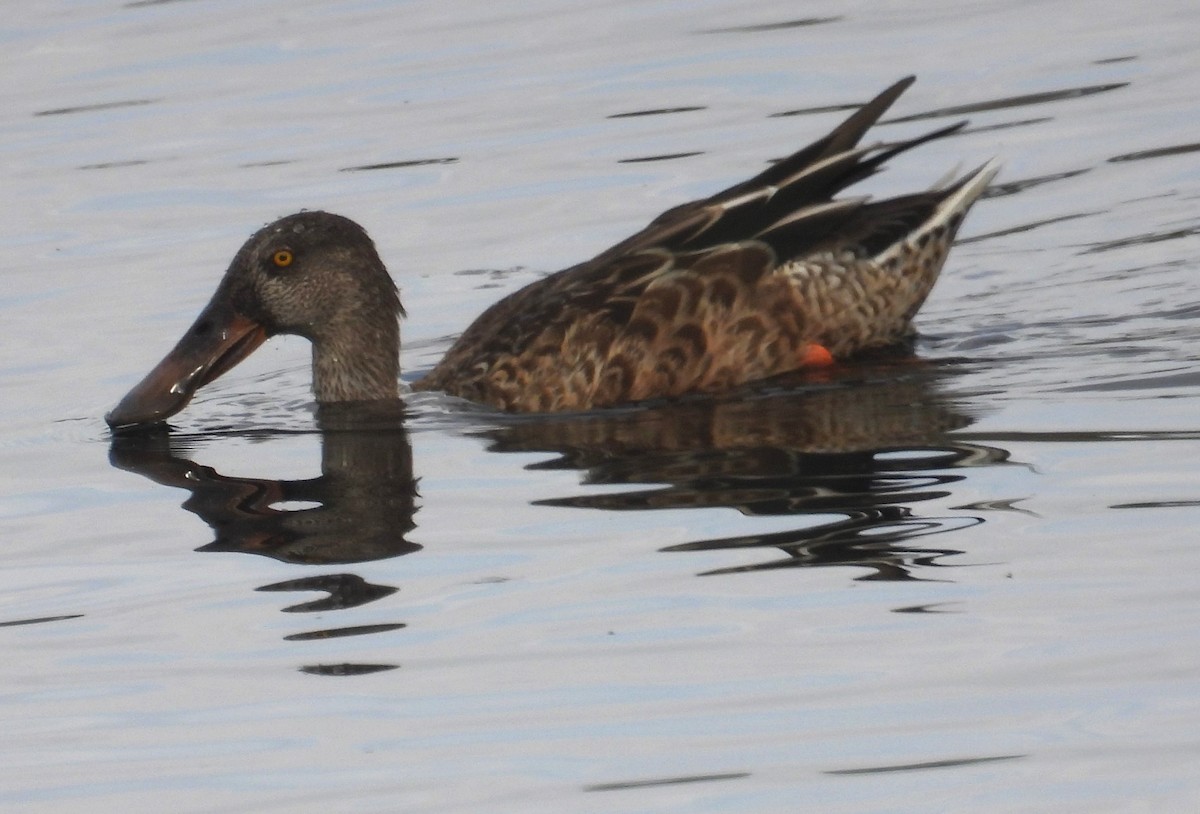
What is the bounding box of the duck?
[106,76,998,429]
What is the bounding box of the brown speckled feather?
[414,76,997,412]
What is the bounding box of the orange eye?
[272,249,294,268]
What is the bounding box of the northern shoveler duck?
[106,76,998,429]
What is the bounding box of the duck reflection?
[108,367,1011,673]
[109,401,419,566]
[481,366,1009,580]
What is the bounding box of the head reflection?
[108,402,417,675]
[109,402,419,565]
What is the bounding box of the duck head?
[106,211,403,430]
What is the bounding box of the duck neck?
[311,314,400,403]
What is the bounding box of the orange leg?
[799,343,835,367]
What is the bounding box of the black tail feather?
[712,75,916,201]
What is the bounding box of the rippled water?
[3,1,1200,811]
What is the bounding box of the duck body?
[416,76,995,411]
[106,76,997,429]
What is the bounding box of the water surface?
[2,1,1200,811]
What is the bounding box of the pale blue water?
[2,1,1200,812]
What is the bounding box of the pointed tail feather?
[713,76,917,200]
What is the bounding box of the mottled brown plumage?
[107,76,997,429]
[414,76,997,410]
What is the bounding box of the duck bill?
[106,298,268,430]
